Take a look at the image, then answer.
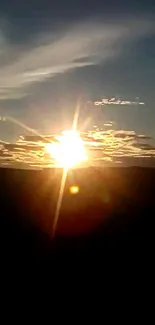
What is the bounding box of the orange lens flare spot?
[69,185,79,195]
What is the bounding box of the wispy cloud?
[0,17,154,100]
[104,123,113,127]
[92,97,145,106]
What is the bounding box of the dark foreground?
[0,166,155,266]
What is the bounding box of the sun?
[45,130,88,168]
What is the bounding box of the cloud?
[93,97,145,106]
[0,128,155,168]
[133,143,155,151]
[104,122,114,127]
[0,17,154,100]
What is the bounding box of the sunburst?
[51,101,88,237]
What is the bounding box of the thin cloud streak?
[93,98,145,106]
[0,17,154,100]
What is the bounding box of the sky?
[0,0,155,168]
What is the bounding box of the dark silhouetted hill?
[0,167,154,265]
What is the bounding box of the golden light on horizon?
[45,130,88,168]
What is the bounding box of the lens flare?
[46,130,87,168]
[69,185,79,194]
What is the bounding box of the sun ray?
[6,116,50,143]
[72,100,80,131]
[52,167,68,237]
[52,99,82,237]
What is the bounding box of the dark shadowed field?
[0,167,154,267]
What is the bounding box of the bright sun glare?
[45,130,87,168]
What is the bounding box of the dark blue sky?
[0,0,155,141]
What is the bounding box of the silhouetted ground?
[0,167,154,267]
